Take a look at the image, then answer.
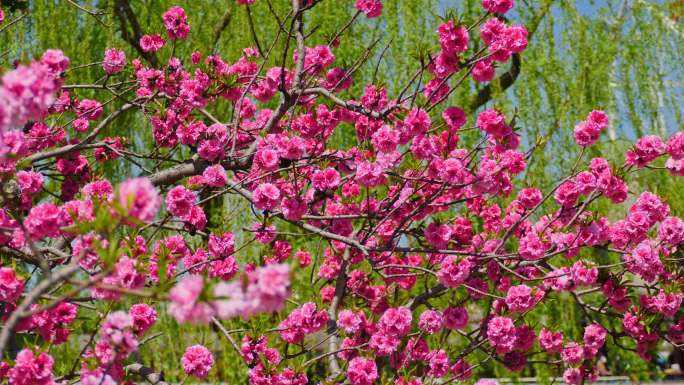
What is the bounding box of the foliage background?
[1,0,683,382]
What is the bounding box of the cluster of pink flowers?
[437,256,474,287]
[348,356,378,385]
[162,6,189,40]
[116,177,161,223]
[278,302,328,343]
[482,0,515,14]
[181,344,214,378]
[0,50,66,136]
[574,110,610,147]
[0,267,24,303]
[214,263,290,320]
[129,303,157,334]
[355,0,382,18]
[505,284,544,312]
[14,301,77,345]
[165,184,207,229]
[102,48,126,75]
[486,316,517,354]
[167,262,290,324]
[168,274,214,323]
[6,349,55,385]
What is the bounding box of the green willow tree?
[1,0,682,381]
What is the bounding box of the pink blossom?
[208,232,235,258]
[76,99,103,120]
[355,160,386,187]
[583,323,607,350]
[425,80,452,102]
[570,261,598,286]
[437,256,473,288]
[360,85,388,112]
[624,239,664,282]
[477,109,508,139]
[437,20,469,54]
[40,49,70,75]
[102,48,126,74]
[425,222,452,249]
[444,306,468,330]
[430,51,459,77]
[443,106,466,131]
[140,34,165,52]
[182,345,214,378]
[418,309,444,334]
[312,167,341,190]
[100,311,138,355]
[282,196,307,220]
[475,380,501,385]
[163,6,190,39]
[371,125,399,153]
[348,357,378,385]
[355,0,382,18]
[487,316,517,353]
[481,18,507,46]
[482,0,514,14]
[518,231,547,260]
[255,147,279,171]
[113,255,145,290]
[428,349,450,377]
[666,157,684,176]
[322,67,352,90]
[279,302,329,343]
[168,275,214,324]
[202,164,227,187]
[166,185,197,218]
[554,180,580,207]
[517,187,542,209]
[473,59,495,82]
[82,180,114,201]
[626,135,666,167]
[253,183,281,211]
[338,310,364,334]
[560,342,584,365]
[214,263,290,319]
[117,177,161,223]
[505,25,528,53]
[369,332,400,356]
[632,191,669,224]
[667,132,684,160]
[0,60,62,131]
[653,290,682,317]
[129,303,157,335]
[209,256,238,281]
[539,328,563,352]
[0,267,24,303]
[378,307,412,337]
[404,108,432,136]
[16,170,43,195]
[505,284,543,312]
[7,349,55,385]
[24,202,64,239]
[564,368,582,385]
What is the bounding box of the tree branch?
[125,363,169,385]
